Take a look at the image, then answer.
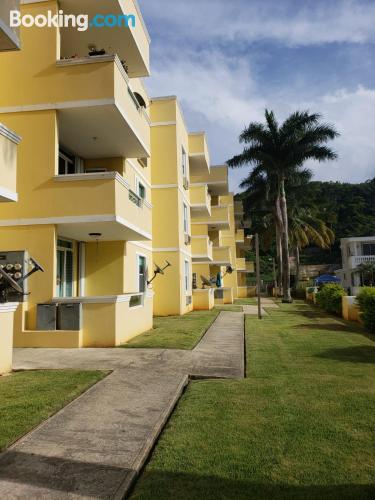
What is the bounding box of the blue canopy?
[314,274,341,285]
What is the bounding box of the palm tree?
[240,167,312,291]
[228,110,339,302]
[289,208,335,289]
[355,262,375,287]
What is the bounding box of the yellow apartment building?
[191,165,240,306]
[0,0,21,373]
[0,0,154,347]
[150,96,201,316]
[234,200,254,297]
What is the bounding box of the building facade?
[0,0,21,373]
[338,236,375,295]
[0,0,154,347]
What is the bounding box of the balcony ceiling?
[58,104,148,159]
[57,218,150,242]
[189,154,209,175]
[59,0,149,77]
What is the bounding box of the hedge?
[356,287,375,333]
[315,284,346,315]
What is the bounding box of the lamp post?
[255,233,262,320]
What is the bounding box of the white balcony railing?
[350,255,375,268]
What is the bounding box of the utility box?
[0,250,29,302]
[36,303,57,331]
[214,289,224,300]
[57,303,82,331]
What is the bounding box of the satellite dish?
[154,264,164,275]
[0,267,23,294]
[200,275,213,289]
[226,266,234,275]
[30,257,45,273]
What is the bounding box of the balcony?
[349,255,375,268]
[190,165,228,196]
[236,258,246,271]
[191,237,213,262]
[188,133,210,175]
[55,56,150,159]
[237,235,253,250]
[192,206,230,231]
[212,247,232,266]
[0,0,20,50]
[235,229,245,243]
[246,261,255,273]
[59,0,150,77]
[234,201,244,217]
[51,172,152,241]
[0,123,20,202]
[190,185,211,217]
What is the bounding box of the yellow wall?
[85,242,125,296]
[0,305,17,374]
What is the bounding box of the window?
[58,149,84,175]
[138,255,147,293]
[56,239,74,297]
[136,178,146,200]
[183,203,189,234]
[58,150,75,175]
[184,260,190,293]
[182,146,188,178]
[363,243,375,256]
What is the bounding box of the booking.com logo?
[10,10,136,32]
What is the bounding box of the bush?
[356,287,375,333]
[316,284,346,315]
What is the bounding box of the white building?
[337,236,375,295]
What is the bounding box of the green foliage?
[356,287,375,333]
[316,284,346,315]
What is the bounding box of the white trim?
[192,255,213,261]
[191,235,209,239]
[0,214,152,241]
[128,241,153,252]
[51,294,141,304]
[54,171,130,190]
[152,183,178,189]
[136,252,147,294]
[193,288,214,294]
[191,221,229,227]
[78,242,86,297]
[0,303,19,313]
[195,260,231,265]
[0,123,21,144]
[189,152,205,158]
[0,186,18,202]
[150,121,177,127]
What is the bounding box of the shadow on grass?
[293,323,361,333]
[132,471,375,499]
[316,345,375,364]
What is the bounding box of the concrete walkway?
[0,312,244,499]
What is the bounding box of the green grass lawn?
[234,298,257,305]
[0,370,106,451]
[121,310,220,350]
[131,302,375,499]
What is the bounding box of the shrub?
[316,284,346,315]
[356,287,375,333]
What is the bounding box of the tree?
[228,110,339,302]
[289,207,335,288]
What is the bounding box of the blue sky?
[138,0,375,193]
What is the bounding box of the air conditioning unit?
[84,167,107,174]
[184,233,191,245]
[183,177,189,190]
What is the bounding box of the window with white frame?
[182,146,188,178]
[136,177,146,200]
[184,259,190,293]
[183,203,189,234]
[137,255,147,293]
[56,238,74,297]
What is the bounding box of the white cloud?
[140,0,375,46]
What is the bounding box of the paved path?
[0,312,244,499]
